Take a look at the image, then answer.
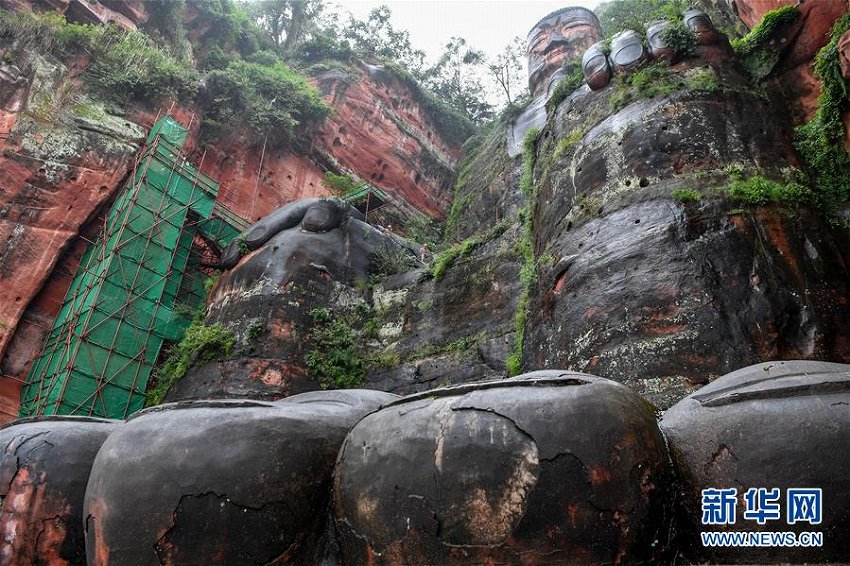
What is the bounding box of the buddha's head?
[527,7,603,97]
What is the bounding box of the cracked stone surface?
[83,391,396,565]
[526,54,850,408]
[168,198,418,402]
[0,416,118,565]
[660,360,850,564]
[333,370,672,564]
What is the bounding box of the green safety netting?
[19,116,247,419]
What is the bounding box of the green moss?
[545,59,584,113]
[431,221,508,280]
[552,129,584,162]
[366,351,401,370]
[245,320,265,342]
[731,6,798,56]
[794,14,850,215]
[609,62,680,112]
[146,322,236,406]
[322,172,361,196]
[406,334,483,362]
[684,67,719,92]
[519,128,540,197]
[507,127,543,377]
[731,6,799,80]
[727,175,811,207]
[671,188,702,202]
[305,308,366,389]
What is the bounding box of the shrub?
[661,22,697,58]
[545,59,584,113]
[306,308,366,389]
[200,60,331,148]
[322,172,360,196]
[146,322,235,406]
[671,188,702,202]
[519,127,540,196]
[0,10,198,106]
[372,244,416,276]
[794,14,850,214]
[292,31,354,64]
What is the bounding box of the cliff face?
[3,1,850,418]
[158,4,850,412]
[0,51,144,419]
[0,11,465,420]
[525,61,850,406]
[195,63,462,225]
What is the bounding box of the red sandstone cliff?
[0,15,464,422]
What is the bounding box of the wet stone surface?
[0,416,118,565]
[660,360,850,564]
[333,370,673,565]
[84,391,397,565]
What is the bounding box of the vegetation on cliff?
[306,308,366,389]
[794,14,850,215]
[731,5,799,80]
[146,319,236,406]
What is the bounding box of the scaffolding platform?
[19,116,246,419]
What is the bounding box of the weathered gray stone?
[660,360,850,564]
[334,371,673,564]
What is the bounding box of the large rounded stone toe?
[660,360,850,563]
[0,416,118,565]
[333,370,673,564]
[84,394,393,565]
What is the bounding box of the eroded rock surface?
[167,198,419,401]
[334,371,672,564]
[525,55,850,408]
[84,391,396,565]
[0,51,144,419]
[0,416,118,565]
[660,360,850,563]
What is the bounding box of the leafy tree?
[245,0,325,55]
[595,0,688,37]
[421,37,493,123]
[342,5,425,72]
[201,59,330,147]
[488,35,527,106]
[143,0,191,61]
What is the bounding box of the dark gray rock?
[334,371,673,564]
[659,360,850,563]
[164,357,321,403]
[526,61,850,408]
[170,198,415,402]
[0,416,118,565]
[84,392,396,565]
